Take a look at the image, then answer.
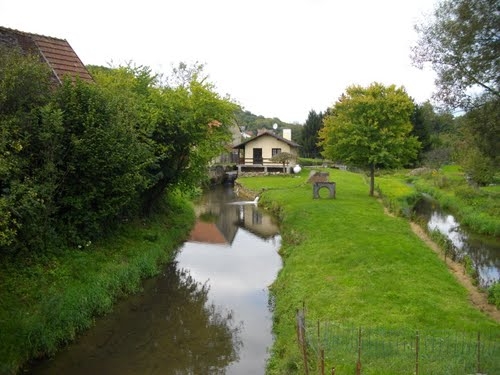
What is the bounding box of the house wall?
[243,134,295,163]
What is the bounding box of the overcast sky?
[1,0,438,124]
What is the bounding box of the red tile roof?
[0,26,93,84]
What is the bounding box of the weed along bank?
[26,185,282,375]
[236,167,499,375]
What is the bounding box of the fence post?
[320,349,325,375]
[296,308,309,375]
[356,327,362,375]
[415,330,419,375]
[296,309,301,350]
[477,331,481,374]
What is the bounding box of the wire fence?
[296,308,500,374]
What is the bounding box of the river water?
[29,185,282,375]
[413,196,500,288]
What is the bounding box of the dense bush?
[0,52,237,254]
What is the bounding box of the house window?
[272,148,281,156]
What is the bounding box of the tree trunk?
[369,163,375,196]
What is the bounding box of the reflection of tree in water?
[31,262,242,375]
[152,262,242,374]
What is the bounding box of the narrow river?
[413,196,500,288]
[29,185,282,375]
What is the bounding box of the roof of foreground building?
[0,26,93,84]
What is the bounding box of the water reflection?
[30,263,242,375]
[189,185,279,245]
[29,185,282,375]
[414,197,500,287]
[181,185,282,374]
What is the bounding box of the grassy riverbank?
[376,165,500,236]
[0,192,195,375]
[237,168,499,374]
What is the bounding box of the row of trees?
[0,50,237,254]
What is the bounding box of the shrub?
[487,282,500,309]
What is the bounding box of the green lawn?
[237,168,499,374]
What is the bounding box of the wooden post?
[301,316,309,375]
[296,308,309,375]
[415,330,419,375]
[477,331,481,374]
[317,320,321,375]
[320,349,325,375]
[296,309,301,350]
[356,327,362,375]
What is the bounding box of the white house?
[233,129,300,173]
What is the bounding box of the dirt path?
[409,222,500,322]
[380,204,499,322]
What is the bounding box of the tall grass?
[0,192,195,375]
[237,168,499,375]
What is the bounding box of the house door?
[253,148,263,164]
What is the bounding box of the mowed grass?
[237,168,499,374]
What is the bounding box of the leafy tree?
[459,98,500,166]
[412,0,499,110]
[413,0,499,179]
[319,83,420,196]
[301,110,324,158]
[270,152,296,172]
[410,103,432,163]
[142,64,238,212]
[453,102,498,185]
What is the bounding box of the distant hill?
[234,108,303,143]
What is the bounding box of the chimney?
[282,128,291,141]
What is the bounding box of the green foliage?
[319,82,420,196]
[488,282,500,309]
[0,192,194,375]
[301,110,323,158]
[297,157,328,166]
[412,0,500,109]
[270,151,296,172]
[0,47,59,253]
[380,166,500,236]
[141,65,238,212]
[52,78,148,245]
[1,52,237,253]
[460,146,496,186]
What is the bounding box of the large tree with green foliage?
[301,110,324,158]
[319,83,420,196]
[411,101,457,168]
[412,0,499,181]
[141,63,238,212]
[412,0,499,110]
